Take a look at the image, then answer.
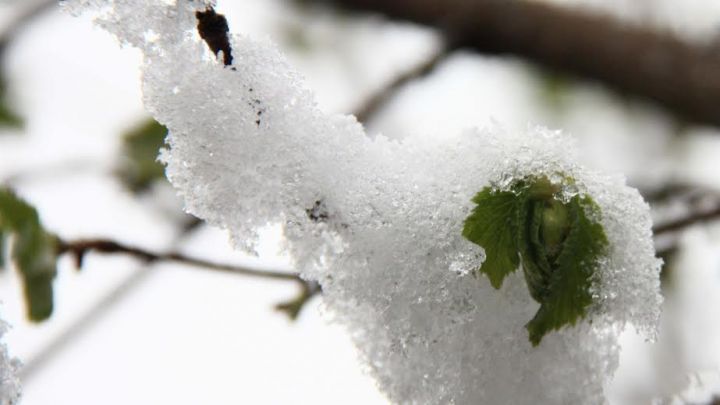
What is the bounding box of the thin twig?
[275,279,322,320]
[354,46,450,124]
[20,218,205,382]
[653,205,720,235]
[57,238,304,282]
[56,236,322,320]
[642,183,700,204]
[317,0,720,128]
[57,237,323,320]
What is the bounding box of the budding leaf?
[525,195,607,345]
[463,177,608,346]
[118,119,168,192]
[462,189,520,289]
[517,195,554,303]
[0,188,58,321]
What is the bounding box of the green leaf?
[22,272,55,321]
[540,199,571,259]
[0,188,58,321]
[526,196,607,345]
[0,101,23,129]
[0,75,23,129]
[463,189,520,288]
[463,177,608,346]
[118,119,168,191]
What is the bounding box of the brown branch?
[57,238,320,318]
[314,0,720,128]
[58,238,300,281]
[196,6,233,66]
[0,0,56,57]
[275,279,321,320]
[354,46,450,124]
[653,205,720,235]
[642,182,700,204]
[19,219,205,381]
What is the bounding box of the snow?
[65,1,663,403]
[0,312,20,405]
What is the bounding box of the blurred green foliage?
[0,75,23,129]
[118,119,168,191]
[537,70,571,113]
[0,188,58,321]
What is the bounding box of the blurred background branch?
[354,45,450,124]
[0,0,55,57]
[312,0,720,128]
[654,204,720,235]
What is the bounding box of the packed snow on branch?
[0,313,20,405]
[66,1,662,403]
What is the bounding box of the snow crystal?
[67,1,662,403]
[0,314,20,405]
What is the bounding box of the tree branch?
[58,238,300,281]
[56,238,320,318]
[275,279,321,320]
[0,0,56,57]
[314,0,720,128]
[642,182,701,204]
[653,205,720,235]
[354,46,450,124]
[196,6,233,66]
[19,218,204,381]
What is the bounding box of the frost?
[0,313,21,405]
[66,1,662,403]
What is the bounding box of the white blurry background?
[0,0,719,403]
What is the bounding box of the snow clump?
[0,314,20,405]
[64,1,662,403]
